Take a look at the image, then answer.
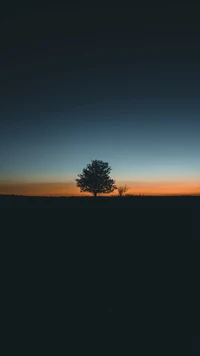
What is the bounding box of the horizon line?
[1,193,200,198]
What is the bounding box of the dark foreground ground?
[1,194,199,351]
[0,194,199,237]
[0,194,200,208]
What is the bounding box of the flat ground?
[1,194,198,350]
[1,194,198,240]
[0,194,200,208]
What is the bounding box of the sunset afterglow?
[0,178,199,196]
[1,6,200,197]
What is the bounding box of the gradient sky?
[0,4,200,195]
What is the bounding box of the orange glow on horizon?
[0,179,199,196]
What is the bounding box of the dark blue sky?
[0,4,200,195]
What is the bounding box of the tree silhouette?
[117,185,130,196]
[75,160,117,197]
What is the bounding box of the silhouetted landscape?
[1,3,200,352]
[1,194,200,209]
[1,193,198,239]
[1,192,199,351]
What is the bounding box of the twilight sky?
[0,4,200,195]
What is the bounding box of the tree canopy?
[75,160,117,197]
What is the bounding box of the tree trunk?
[94,192,97,197]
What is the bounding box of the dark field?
[0,194,200,209]
[1,194,199,239]
[1,194,199,351]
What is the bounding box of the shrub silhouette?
[117,185,130,196]
[75,160,117,197]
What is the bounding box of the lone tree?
[117,185,130,197]
[75,159,117,197]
